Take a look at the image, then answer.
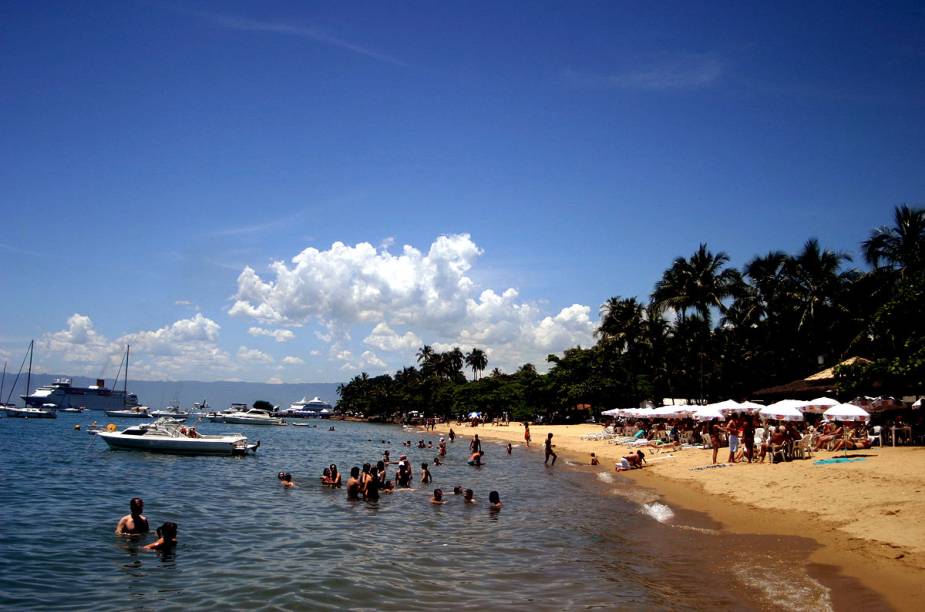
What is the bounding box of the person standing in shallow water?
[544,433,557,465]
[470,434,481,454]
[524,423,531,447]
[346,467,362,500]
[115,497,149,535]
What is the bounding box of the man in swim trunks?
[726,415,739,463]
[544,433,557,465]
[470,434,482,454]
[115,497,149,535]
[524,422,531,447]
[346,467,362,500]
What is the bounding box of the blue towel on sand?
[813,457,865,465]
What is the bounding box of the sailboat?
[104,345,150,418]
[2,341,57,418]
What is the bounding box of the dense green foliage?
[337,206,925,422]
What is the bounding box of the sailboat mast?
[26,340,33,408]
[124,345,130,408]
[1,360,6,404]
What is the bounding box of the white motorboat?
[3,405,57,418]
[97,419,259,455]
[280,396,333,418]
[151,405,190,421]
[221,408,285,426]
[61,406,87,413]
[105,406,152,418]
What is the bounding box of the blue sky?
[1,1,923,383]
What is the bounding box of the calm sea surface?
[0,415,876,610]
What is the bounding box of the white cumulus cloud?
[248,326,296,343]
[282,356,304,365]
[237,346,274,364]
[228,234,594,372]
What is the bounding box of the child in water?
[590,453,599,466]
[488,491,503,509]
[421,462,432,484]
[433,456,441,466]
[431,488,446,505]
[144,522,177,551]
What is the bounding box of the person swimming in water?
[421,462,432,484]
[464,489,476,504]
[278,471,296,488]
[431,488,446,505]
[115,497,149,535]
[488,490,503,509]
[144,522,177,551]
[346,467,362,500]
[329,464,342,488]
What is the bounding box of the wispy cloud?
[0,242,42,257]
[567,54,725,91]
[185,9,406,67]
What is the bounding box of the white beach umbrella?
[693,406,726,421]
[823,403,870,422]
[759,403,805,422]
[704,399,743,414]
[737,401,765,415]
[601,408,622,417]
[801,396,839,414]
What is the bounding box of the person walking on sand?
[544,433,557,466]
[524,423,531,447]
[709,419,722,465]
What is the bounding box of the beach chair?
[792,436,813,460]
[769,442,787,463]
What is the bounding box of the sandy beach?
[433,422,924,611]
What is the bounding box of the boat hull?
[3,407,57,418]
[105,410,151,418]
[221,416,284,426]
[97,432,256,455]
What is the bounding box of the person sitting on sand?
[488,491,503,509]
[468,450,484,466]
[347,467,362,500]
[144,522,177,551]
[421,462,432,484]
[431,488,446,505]
[590,452,599,465]
[115,497,149,535]
[464,489,476,504]
[615,450,646,472]
[329,464,342,488]
[278,472,296,488]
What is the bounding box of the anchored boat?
[97,418,259,455]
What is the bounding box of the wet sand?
[432,422,924,611]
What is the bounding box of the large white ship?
[23,378,139,411]
[280,396,333,418]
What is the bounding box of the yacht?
[151,405,190,421]
[3,405,57,418]
[97,419,259,455]
[281,396,333,418]
[105,406,152,418]
[220,407,285,426]
[22,378,140,412]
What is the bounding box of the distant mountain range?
[0,373,341,410]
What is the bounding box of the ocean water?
[0,416,876,610]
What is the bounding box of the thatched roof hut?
[752,357,872,400]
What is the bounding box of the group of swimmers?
[114,497,177,551]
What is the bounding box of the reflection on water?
[0,417,879,610]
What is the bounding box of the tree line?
[336,205,925,422]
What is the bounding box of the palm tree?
[596,296,645,352]
[416,345,434,365]
[465,348,488,380]
[652,243,741,327]
[785,238,853,332]
[862,204,925,275]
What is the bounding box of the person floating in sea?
[523,422,531,447]
[115,497,149,535]
[488,491,503,509]
[347,467,362,500]
[506,443,512,455]
[329,464,342,488]
[468,450,484,466]
[590,452,599,465]
[278,471,296,488]
[144,522,177,551]
[464,488,476,504]
[544,433,557,466]
[431,488,446,505]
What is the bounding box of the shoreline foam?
[432,422,923,611]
